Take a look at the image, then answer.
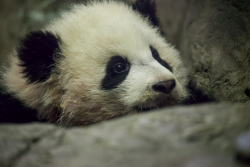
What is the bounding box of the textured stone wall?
[156,0,190,49]
[180,0,250,102]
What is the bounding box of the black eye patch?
[150,46,173,72]
[101,56,130,90]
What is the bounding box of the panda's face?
[3,0,188,126]
[101,45,183,111]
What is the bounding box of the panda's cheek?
[117,73,150,105]
[174,80,189,100]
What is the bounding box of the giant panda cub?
[0,0,189,126]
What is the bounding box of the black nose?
[152,80,176,94]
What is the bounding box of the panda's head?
[3,0,188,126]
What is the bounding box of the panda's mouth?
[134,105,158,112]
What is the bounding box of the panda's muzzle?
[152,80,176,94]
[134,80,176,112]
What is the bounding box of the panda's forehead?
[120,47,154,64]
[96,23,158,63]
[52,1,169,68]
[77,1,157,47]
[91,25,158,64]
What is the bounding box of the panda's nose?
[152,80,176,94]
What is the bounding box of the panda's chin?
[134,105,158,112]
[133,97,180,112]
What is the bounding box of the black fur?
[183,80,215,104]
[0,86,44,123]
[101,56,130,90]
[132,0,160,27]
[17,30,62,84]
[150,46,173,72]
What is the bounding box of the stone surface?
[156,0,190,49]
[236,130,250,164]
[1,103,250,167]
[180,0,250,102]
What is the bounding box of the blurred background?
[0,0,189,65]
[0,0,83,65]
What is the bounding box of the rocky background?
[0,0,250,166]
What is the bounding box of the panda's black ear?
[132,0,159,27]
[17,30,63,84]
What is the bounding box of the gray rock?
[236,130,250,163]
[180,0,250,102]
[156,0,190,48]
[1,103,249,167]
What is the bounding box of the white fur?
[2,1,188,126]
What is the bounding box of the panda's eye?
[102,56,130,90]
[113,63,127,73]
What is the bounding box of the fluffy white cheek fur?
[58,74,129,126]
